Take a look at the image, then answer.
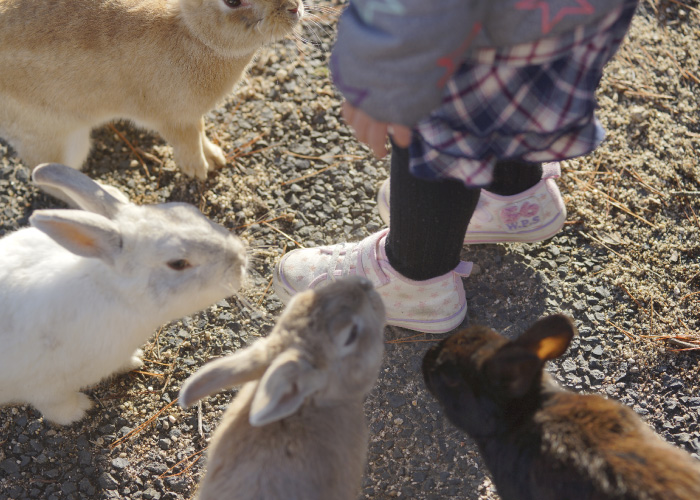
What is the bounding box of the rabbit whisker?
[293,31,321,48]
[303,4,341,17]
[301,15,333,41]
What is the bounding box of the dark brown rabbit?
[422,314,700,500]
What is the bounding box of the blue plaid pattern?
[409,0,638,187]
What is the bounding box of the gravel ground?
[1,1,699,499]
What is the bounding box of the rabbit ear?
[483,315,575,398]
[483,349,542,399]
[515,314,576,361]
[32,163,126,218]
[249,351,327,427]
[179,338,275,408]
[30,210,123,263]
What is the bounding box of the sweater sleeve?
[329,0,629,127]
[329,0,481,127]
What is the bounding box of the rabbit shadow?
[361,244,556,499]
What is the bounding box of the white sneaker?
[378,162,566,244]
[273,229,472,333]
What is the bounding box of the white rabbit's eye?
[168,259,192,271]
[344,324,359,346]
[223,0,242,8]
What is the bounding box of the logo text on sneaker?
[500,198,541,231]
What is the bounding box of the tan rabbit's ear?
[179,338,275,408]
[32,163,126,218]
[30,210,122,264]
[249,350,327,427]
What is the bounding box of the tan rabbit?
[0,0,303,179]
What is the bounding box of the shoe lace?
[321,230,391,287]
[327,242,364,282]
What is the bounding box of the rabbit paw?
[121,348,145,372]
[37,392,93,426]
[203,137,227,171]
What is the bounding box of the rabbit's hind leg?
[8,112,90,171]
[61,125,93,170]
[33,391,93,426]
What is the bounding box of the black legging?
[385,145,542,281]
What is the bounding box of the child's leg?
[377,158,564,245]
[488,159,542,196]
[385,145,479,281]
[273,144,475,333]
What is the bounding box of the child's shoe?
[273,229,472,333]
[378,162,566,244]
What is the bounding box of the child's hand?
[341,102,411,158]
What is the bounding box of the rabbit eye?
[223,0,242,7]
[167,259,192,271]
[344,324,359,346]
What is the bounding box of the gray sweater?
[330,0,628,126]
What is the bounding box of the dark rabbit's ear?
[514,314,576,361]
[483,315,575,398]
[483,349,542,399]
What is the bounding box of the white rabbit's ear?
[179,338,276,408]
[32,163,126,218]
[249,351,327,427]
[30,210,122,263]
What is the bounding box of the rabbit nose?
[287,1,301,14]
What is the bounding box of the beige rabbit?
[0,0,303,179]
[179,277,386,500]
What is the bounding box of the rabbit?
[179,276,386,500]
[0,163,248,425]
[422,314,700,500]
[0,0,303,180]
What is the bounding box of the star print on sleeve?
[436,22,483,89]
[515,0,595,35]
[356,0,406,24]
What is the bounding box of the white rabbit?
[179,276,386,500]
[0,163,248,425]
[0,0,303,179]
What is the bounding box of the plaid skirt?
[409,0,638,187]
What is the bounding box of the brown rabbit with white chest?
[0,0,302,179]
[423,315,700,500]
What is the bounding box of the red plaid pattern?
[409,0,638,187]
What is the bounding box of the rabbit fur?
[0,163,248,425]
[179,276,386,500]
[422,314,700,500]
[0,0,303,179]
